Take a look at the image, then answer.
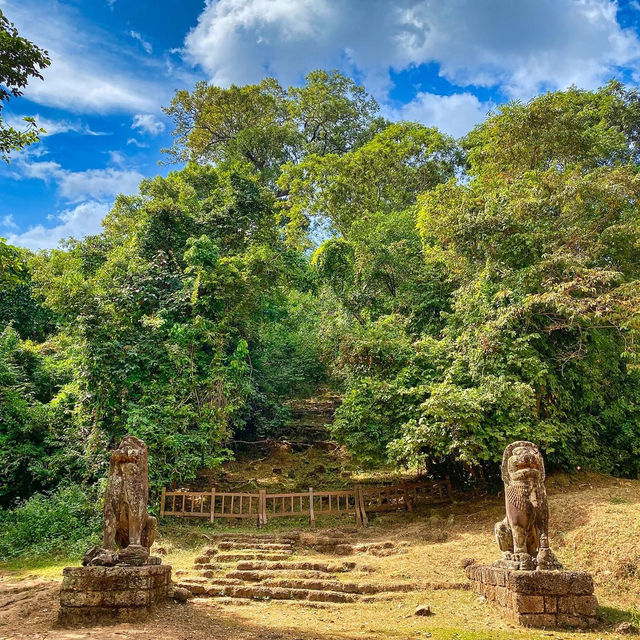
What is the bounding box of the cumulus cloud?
[132,114,165,136]
[5,201,110,250]
[13,159,144,203]
[387,92,490,138]
[3,0,163,113]
[184,0,640,100]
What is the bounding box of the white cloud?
[3,0,163,113]
[58,167,143,202]
[1,214,18,230]
[2,113,107,137]
[132,113,165,136]
[184,0,640,100]
[5,201,110,250]
[126,138,149,148]
[388,92,490,138]
[13,159,144,202]
[130,30,152,55]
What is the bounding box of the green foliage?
[304,83,640,476]
[0,8,50,162]
[0,484,101,560]
[0,241,53,340]
[0,326,82,508]
[3,74,640,563]
[18,164,324,499]
[279,122,461,242]
[163,69,381,187]
[393,84,640,473]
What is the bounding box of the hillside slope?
[2,472,640,639]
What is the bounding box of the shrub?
[0,484,101,561]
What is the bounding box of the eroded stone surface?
[82,436,159,568]
[466,564,598,628]
[60,437,172,626]
[494,441,562,571]
[57,564,172,627]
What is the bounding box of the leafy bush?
[0,484,101,561]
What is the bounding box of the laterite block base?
[58,564,172,626]
[466,564,598,628]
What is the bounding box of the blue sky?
[2,0,640,250]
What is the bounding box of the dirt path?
[0,575,346,640]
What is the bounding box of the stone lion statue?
[494,441,562,571]
[84,435,158,567]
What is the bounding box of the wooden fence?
[160,478,453,527]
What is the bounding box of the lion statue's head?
[501,440,545,486]
[111,435,148,467]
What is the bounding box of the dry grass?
[2,471,640,640]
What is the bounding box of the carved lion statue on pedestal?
[494,441,562,571]
[84,435,158,567]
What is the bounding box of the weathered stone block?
[513,594,544,614]
[518,613,557,628]
[557,614,597,629]
[495,586,508,607]
[57,564,172,627]
[558,595,598,617]
[467,565,598,629]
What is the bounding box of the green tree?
[163,70,382,187]
[29,164,322,492]
[0,8,50,162]
[390,84,640,474]
[279,122,461,243]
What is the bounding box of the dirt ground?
[2,471,639,640]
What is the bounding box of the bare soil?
[2,471,639,640]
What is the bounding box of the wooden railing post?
[308,487,315,528]
[160,487,166,517]
[259,489,267,527]
[354,486,362,527]
[445,475,455,503]
[357,485,368,527]
[402,480,413,513]
[210,488,216,523]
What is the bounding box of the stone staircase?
[278,392,341,443]
[176,533,420,605]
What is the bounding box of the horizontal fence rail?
[160,478,453,528]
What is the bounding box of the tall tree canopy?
[388,84,640,474]
[163,70,383,186]
[2,75,640,536]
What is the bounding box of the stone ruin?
[58,435,172,626]
[466,441,598,628]
[494,440,562,572]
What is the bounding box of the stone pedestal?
[58,564,172,626]
[466,564,598,628]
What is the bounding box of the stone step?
[257,578,417,595]
[203,534,299,543]
[215,552,293,563]
[195,569,225,579]
[178,578,245,595]
[226,569,342,582]
[235,561,356,573]
[217,542,293,551]
[201,584,358,603]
